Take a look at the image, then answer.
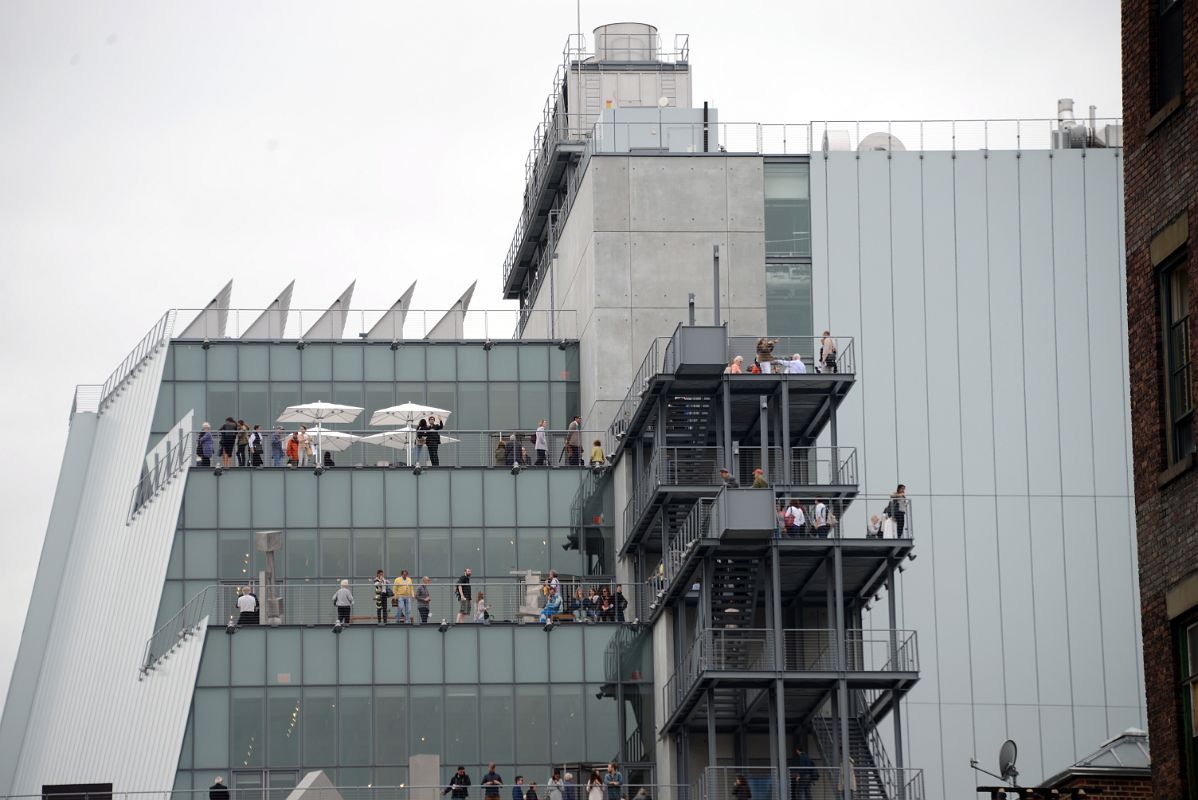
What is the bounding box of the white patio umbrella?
[277,401,364,461]
[360,426,460,465]
[368,402,451,428]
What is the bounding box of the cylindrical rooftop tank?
[593,22,659,61]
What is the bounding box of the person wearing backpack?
[784,499,806,537]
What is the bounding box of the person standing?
[812,498,829,538]
[751,468,769,488]
[820,330,838,373]
[784,499,807,537]
[209,777,230,800]
[566,415,582,465]
[235,419,250,467]
[393,569,414,624]
[456,568,472,623]
[791,745,816,800]
[512,776,525,800]
[373,570,391,625]
[416,575,432,624]
[298,425,312,467]
[585,772,603,800]
[719,468,740,488]
[887,483,908,538]
[725,355,744,374]
[589,439,605,467]
[535,420,549,466]
[271,425,285,467]
[731,775,751,800]
[444,766,471,800]
[546,770,564,800]
[482,763,504,800]
[236,587,258,626]
[562,773,576,800]
[614,584,629,622]
[197,422,215,467]
[603,763,623,800]
[249,424,264,467]
[475,590,489,624]
[286,431,300,467]
[333,579,353,625]
[219,417,237,468]
[415,417,427,466]
[427,415,443,466]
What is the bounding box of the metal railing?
[0,786,692,800]
[622,446,721,536]
[189,577,642,631]
[129,430,193,520]
[610,337,676,441]
[173,308,577,342]
[727,336,856,376]
[70,384,102,417]
[189,428,606,470]
[700,766,925,800]
[141,585,214,674]
[773,495,912,540]
[100,309,176,411]
[657,498,716,589]
[737,446,859,485]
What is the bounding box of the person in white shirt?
[236,587,258,625]
[867,514,883,538]
[333,579,354,625]
[784,500,807,537]
[812,499,829,537]
[535,420,549,466]
[785,354,807,374]
[546,771,564,800]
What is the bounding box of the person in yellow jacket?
[392,569,415,624]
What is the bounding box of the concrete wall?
[532,154,769,433]
[811,148,1141,800]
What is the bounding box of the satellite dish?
[998,739,1019,781]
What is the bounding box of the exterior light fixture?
[225,623,237,635]
[483,339,494,351]
[296,339,306,351]
[390,339,400,351]
[511,463,521,476]
[332,621,343,634]
[213,465,223,477]
[314,465,324,477]
[201,338,211,350]
[558,339,569,351]
[438,619,449,633]
[413,464,423,476]
[543,621,554,632]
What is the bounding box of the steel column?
[780,380,792,484]
[834,546,850,800]
[759,396,770,484]
[723,381,734,480]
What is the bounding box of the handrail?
[70,384,102,418]
[128,430,193,522]
[140,585,213,675]
[609,337,674,442]
[100,309,176,411]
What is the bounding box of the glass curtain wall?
[764,160,814,339]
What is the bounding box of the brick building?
[1039,728,1153,799]
[1123,0,1198,796]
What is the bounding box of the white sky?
[0,0,1121,708]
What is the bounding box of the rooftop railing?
[99,309,176,411]
[700,766,926,800]
[128,429,193,521]
[172,308,577,342]
[0,786,692,800]
[727,336,855,376]
[188,428,606,471]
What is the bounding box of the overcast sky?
[0,0,1121,707]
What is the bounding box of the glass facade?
[764,161,814,339]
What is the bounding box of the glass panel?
[549,346,571,382]
[251,471,286,528]
[285,471,318,526]
[519,383,549,429]
[364,347,395,382]
[515,685,549,765]
[301,345,333,381]
[488,347,518,379]
[339,627,373,683]
[765,262,813,340]
[355,529,385,578]
[175,343,206,380]
[231,630,266,685]
[321,530,351,579]
[396,346,426,380]
[385,472,419,527]
[484,529,518,578]
[452,529,483,578]
[584,627,617,683]
[375,631,409,683]
[517,529,548,578]
[231,688,265,767]
[267,628,302,686]
[480,686,514,762]
[410,686,444,756]
[267,687,302,766]
[445,686,479,765]
[239,383,270,431]
[318,472,352,527]
[396,381,426,405]
[271,347,301,381]
[167,530,184,578]
[303,687,337,765]
[451,472,484,527]
[375,686,409,765]
[549,626,584,683]
[764,162,811,256]
[176,382,207,430]
[516,472,550,526]
[152,383,174,432]
[410,628,445,683]
[549,472,580,526]
[457,383,488,430]
[185,531,217,579]
[271,382,301,423]
[218,474,251,529]
[490,383,519,430]
[427,347,456,381]
[550,384,567,432]
[458,346,487,382]
[549,527,581,575]
[444,627,479,683]
[386,530,417,577]
[353,472,385,527]
[198,625,230,686]
[483,472,516,526]
[192,688,229,768]
[519,346,549,381]
[551,684,586,763]
[304,628,337,683]
[333,345,365,381]
[479,627,514,683]
[238,344,269,380]
[207,345,237,380]
[286,530,318,578]
[219,531,253,580]
[338,686,373,765]
[427,383,456,424]
[365,382,396,422]
[513,628,548,682]
[207,385,237,433]
[419,529,450,579]
[418,473,451,525]
[585,685,619,762]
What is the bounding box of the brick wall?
[1056,774,1154,799]
[1122,0,1198,797]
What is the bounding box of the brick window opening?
[1154,0,1185,111]
[1161,253,1193,465]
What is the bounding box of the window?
[1180,621,1198,791]
[764,162,811,256]
[1161,255,1193,465]
[1155,0,1185,111]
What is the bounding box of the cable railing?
[660,497,716,588]
[726,336,855,376]
[773,494,912,540]
[0,785,693,800]
[188,577,643,631]
[622,446,721,537]
[128,430,193,520]
[173,308,577,342]
[700,765,925,800]
[141,585,214,675]
[610,337,675,441]
[785,447,858,487]
[100,309,176,411]
[188,428,606,471]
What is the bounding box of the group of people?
[724,332,839,376]
[195,418,337,469]
[450,762,633,800]
[537,571,629,624]
[494,417,592,467]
